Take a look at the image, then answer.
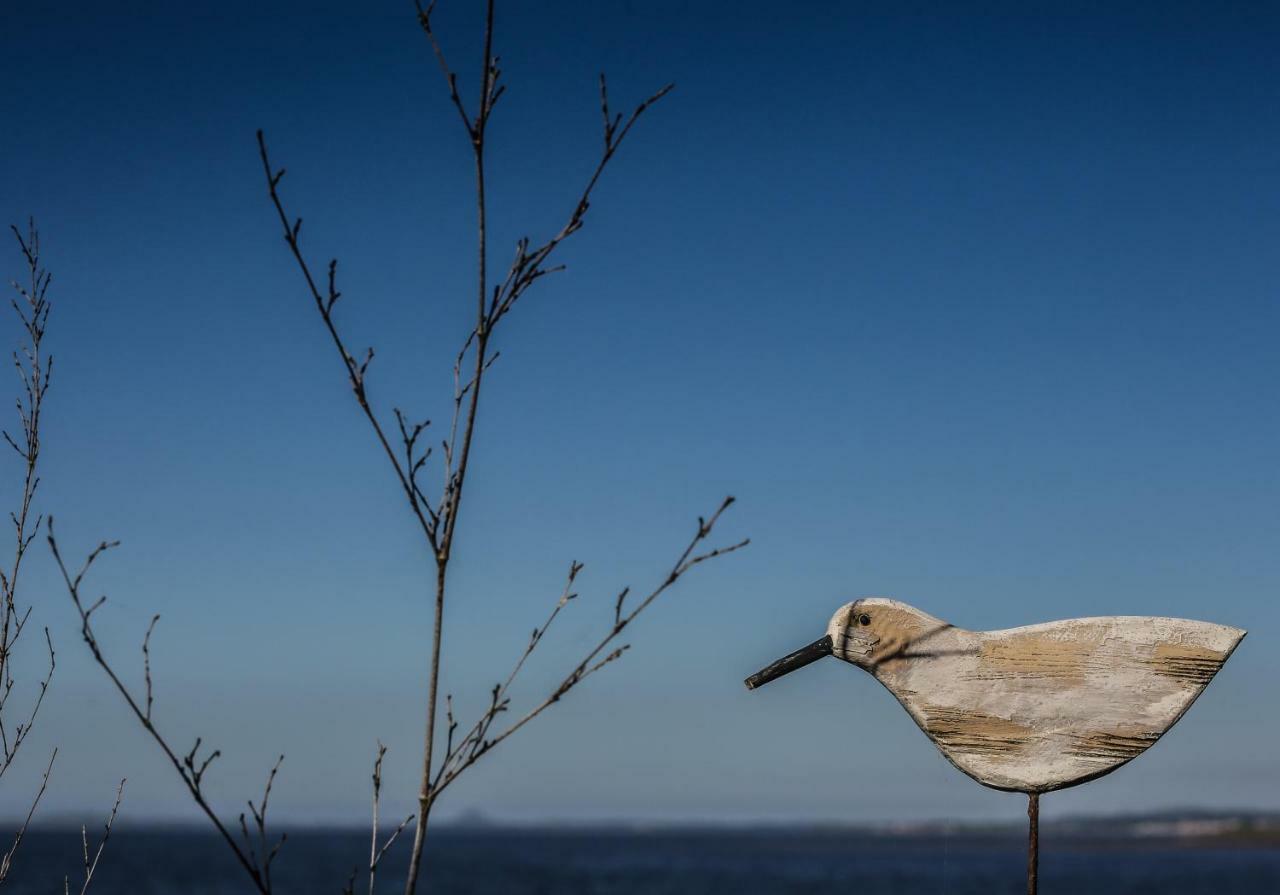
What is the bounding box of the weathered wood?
[823,599,1246,792]
[745,598,1244,895]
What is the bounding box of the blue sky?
[2,1,1277,826]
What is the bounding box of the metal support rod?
[1027,791,1039,895]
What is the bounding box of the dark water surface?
[8,828,1279,894]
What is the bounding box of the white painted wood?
[827,599,1245,793]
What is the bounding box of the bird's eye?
[858,613,872,626]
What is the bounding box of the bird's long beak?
[744,635,832,690]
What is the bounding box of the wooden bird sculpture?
[745,598,1246,893]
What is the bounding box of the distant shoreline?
[15,809,1280,847]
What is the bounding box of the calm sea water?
[7,828,1279,894]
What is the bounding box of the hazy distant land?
[432,808,1280,846]
[22,807,1275,844]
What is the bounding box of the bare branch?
[48,520,283,894]
[484,78,675,332]
[142,614,159,722]
[0,747,55,885]
[255,131,439,554]
[245,754,287,893]
[414,1,476,138]
[366,741,415,895]
[74,778,126,895]
[434,499,747,796]
[0,626,53,781]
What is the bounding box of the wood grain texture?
[827,599,1245,793]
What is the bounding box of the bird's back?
[871,615,1245,793]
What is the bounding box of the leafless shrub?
[51,2,746,893]
[0,220,58,887]
[1,222,122,890]
[0,221,55,787]
[261,4,746,888]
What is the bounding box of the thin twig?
[366,741,415,895]
[0,747,55,884]
[74,778,126,895]
[142,615,159,722]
